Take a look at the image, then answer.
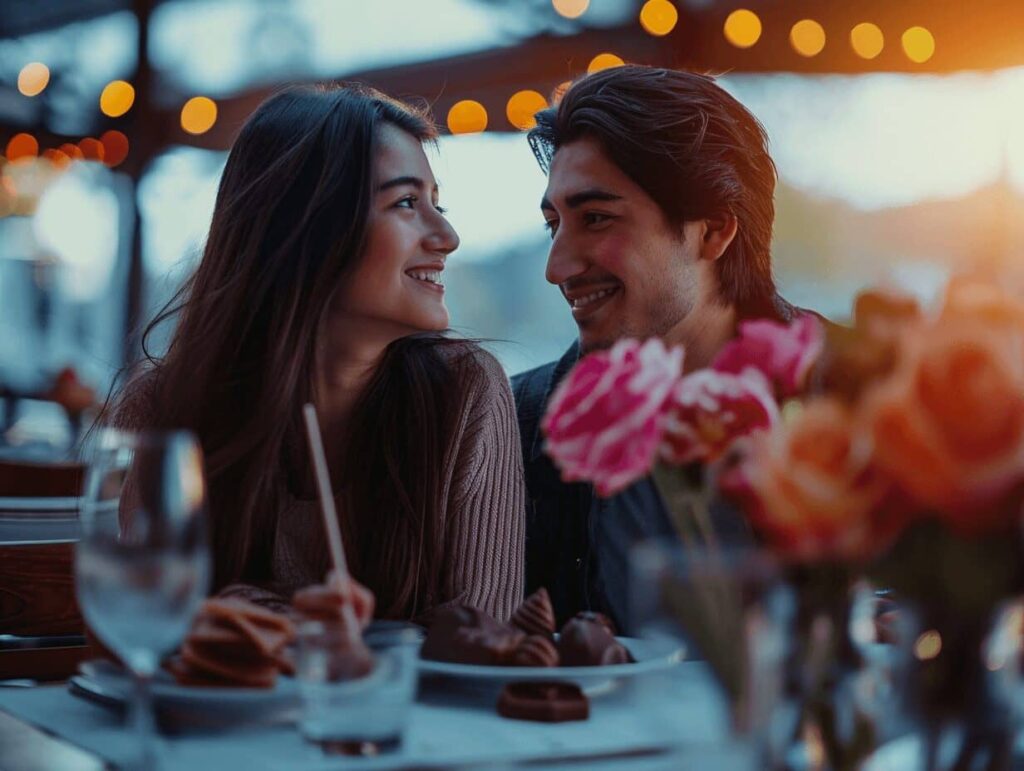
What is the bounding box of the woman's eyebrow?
[377,175,424,192]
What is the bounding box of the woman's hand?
[292,570,375,629]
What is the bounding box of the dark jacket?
[512,295,810,632]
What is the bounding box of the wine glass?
[75,428,211,768]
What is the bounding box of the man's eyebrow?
[540,188,623,210]
[377,175,428,192]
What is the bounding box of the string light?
[552,0,588,19]
[902,26,935,64]
[724,9,762,48]
[100,130,129,167]
[587,53,625,74]
[78,138,105,162]
[506,90,548,131]
[640,0,678,37]
[447,101,488,135]
[790,19,826,57]
[100,80,135,118]
[181,97,218,135]
[850,23,884,60]
[5,134,38,162]
[18,63,49,97]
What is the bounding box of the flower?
[864,318,1024,533]
[724,397,895,562]
[712,315,824,399]
[660,367,779,465]
[542,338,684,496]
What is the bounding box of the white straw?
[302,403,350,579]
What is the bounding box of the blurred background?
[1,0,1022,453]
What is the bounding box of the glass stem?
[129,668,158,770]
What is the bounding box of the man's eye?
[543,220,559,237]
[584,212,611,226]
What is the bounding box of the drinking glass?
[75,428,211,768]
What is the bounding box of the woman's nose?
[426,213,459,255]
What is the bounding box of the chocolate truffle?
[511,588,556,639]
[557,617,634,667]
[497,682,589,722]
[511,635,559,667]
[421,605,523,665]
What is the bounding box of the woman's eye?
[395,196,417,209]
[435,204,448,215]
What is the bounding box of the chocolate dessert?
[420,605,523,665]
[557,616,634,667]
[510,635,559,667]
[170,598,296,687]
[497,682,590,722]
[511,588,556,639]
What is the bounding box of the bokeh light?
[587,53,625,74]
[5,134,39,162]
[724,9,762,48]
[447,100,488,134]
[180,96,218,135]
[902,26,935,64]
[914,630,942,660]
[100,80,135,118]
[100,130,130,167]
[639,0,678,37]
[552,0,588,20]
[790,20,826,57]
[506,90,548,131]
[18,63,50,97]
[552,80,572,104]
[850,23,884,60]
[42,148,72,169]
[78,138,105,162]
[59,143,84,161]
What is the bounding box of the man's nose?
[545,234,588,286]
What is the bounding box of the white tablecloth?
[0,663,746,770]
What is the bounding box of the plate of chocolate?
[418,589,684,691]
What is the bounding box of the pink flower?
[712,316,824,398]
[542,338,684,496]
[660,368,779,465]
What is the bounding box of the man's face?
[541,137,707,354]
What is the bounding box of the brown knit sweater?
[113,344,526,621]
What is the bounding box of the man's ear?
[699,211,738,262]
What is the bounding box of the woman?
[110,84,525,622]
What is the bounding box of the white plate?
[77,659,300,716]
[417,636,684,691]
[0,496,79,515]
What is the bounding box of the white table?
[0,663,743,770]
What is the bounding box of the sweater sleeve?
[445,349,526,621]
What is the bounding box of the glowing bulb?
[181,96,218,135]
[914,630,942,660]
[724,9,762,49]
[552,0,588,19]
[588,53,625,74]
[790,19,826,57]
[640,0,678,37]
[902,26,935,64]
[100,80,135,118]
[447,100,488,135]
[100,130,130,168]
[18,63,50,97]
[5,133,38,162]
[850,23,884,60]
[506,90,548,131]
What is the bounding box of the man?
[512,65,810,632]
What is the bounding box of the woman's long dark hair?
[118,84,476,618]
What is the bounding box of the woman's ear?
[699,211,738,262]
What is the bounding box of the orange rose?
[728,397,895,561]
[865,318,1024,532]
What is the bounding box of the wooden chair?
[0,459,88,681]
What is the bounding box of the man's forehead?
[543,138,630,204]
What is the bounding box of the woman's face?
[333,124,459,339]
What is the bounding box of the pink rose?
[660,368,779,465]
[542,338,684,496]
[712,316,824,398]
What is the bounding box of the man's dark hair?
[529,65,779,310]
